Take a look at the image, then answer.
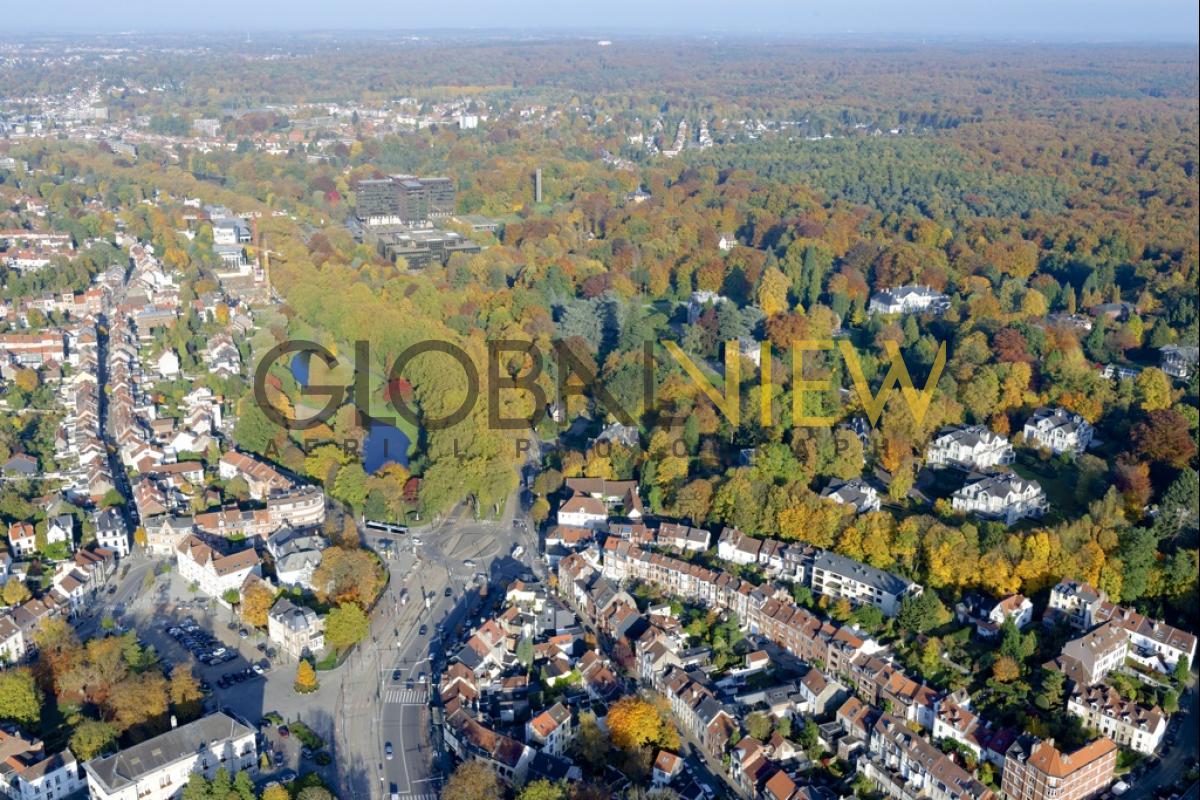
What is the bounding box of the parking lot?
[126,569,340,789]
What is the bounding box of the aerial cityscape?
[0,7,1197,800]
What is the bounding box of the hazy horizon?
[7,0,1199,43]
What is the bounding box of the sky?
[9,0,1200,42]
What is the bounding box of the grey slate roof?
[84,712,252,794]
[811,550,916,597]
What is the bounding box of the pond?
[291,351,411,473]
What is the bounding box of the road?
[336,488,541,800]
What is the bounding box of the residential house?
[524,702,573,757]
[6,523,36,559]
[1058,623,1129,686]
[0,727,86,800]
[821,479,882,514]
[264,528,326,590]
[1159,345,1199,380]
[266,598,325,660]
[977,594,1033,638]
[93,508,130,558]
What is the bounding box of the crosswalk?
[383,688,427,705]
[394,794,438,800]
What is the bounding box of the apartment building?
[175,535,261,599]
[951,474,1048,526]
[809,550,922,617]
[1023,407,1095,456]
[925,425,1014,471]
[1067,684,1166,755]
[83,712,257,800]
[524,702,573,757]
[1059,623,1129,686]
[1001,737,1116,800]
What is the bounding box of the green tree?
[518,779,568,800]
[69,719,118,759]
[516,636,534,669]
[0,669,42,724]
[745,711,772,741]
[324,602,370,651]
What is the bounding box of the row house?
[847,654,939,730]
[655,522,711,552]
[1089,602,1197,675]
[931,698,1015,767]
[443,706,533,785]
[660,667,738,760]
[1067,684,1165,755]
[266,486,326,529]
[863,714,994,800]
[193,507,275,540]
[603,539,880,687]
[1046,580,1197,673]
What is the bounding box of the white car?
[511,545,524,558]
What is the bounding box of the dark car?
[418,624,427,636]
[406,677,414,689]
[392,669,403,682]
[274,751,284,766]
[278,726,289,738]
[444,586,453,597]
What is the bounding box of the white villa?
[1022,407,1094,456]
[951,474,1048,525]
[925,425,1014,471]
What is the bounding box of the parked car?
[278,726,289,738]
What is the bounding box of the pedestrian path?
[383,687,427,704]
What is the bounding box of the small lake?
[291,351,411,473]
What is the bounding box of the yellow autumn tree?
[241,581,275,628]
[294,660,318,693]
[756,267,791,317]
[607,696,664,751]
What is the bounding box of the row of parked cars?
[167,620,238,666]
